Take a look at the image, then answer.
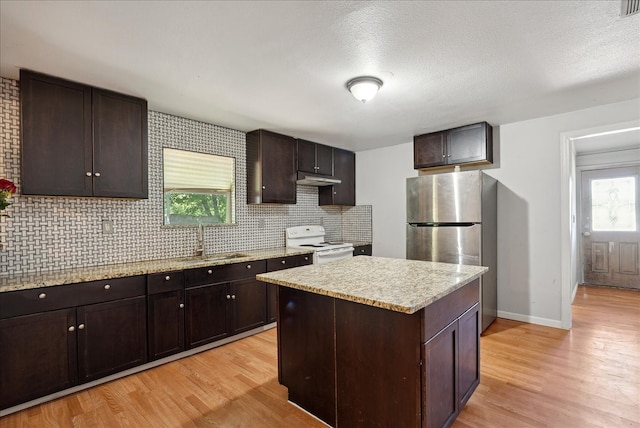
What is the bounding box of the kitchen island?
[257,256,488,428]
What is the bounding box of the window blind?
[163,148,235,192]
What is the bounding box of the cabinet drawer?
[185,260,267,288]
[353,245,372,256]
[267,254,312,272]
[0,276,146,319]
[422,279,479,341]
[147,271,184,295]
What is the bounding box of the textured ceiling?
[1,1,639,152]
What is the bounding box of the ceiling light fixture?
[346,76,383,103]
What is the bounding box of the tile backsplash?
[0,77,371,275]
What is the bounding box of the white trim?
[496,311,563,329]
[559,119,640,331]
[572,281,579,303]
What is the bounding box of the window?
[591,176,636,232]
[163,148,236,226]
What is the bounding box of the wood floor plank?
[1,285,638,427]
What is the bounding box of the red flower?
[0,178,16,194]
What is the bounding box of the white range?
[285,226,354,264]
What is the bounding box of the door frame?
[559,120,640,329]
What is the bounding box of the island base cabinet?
[77,296,148,383]
[0,309,78,410]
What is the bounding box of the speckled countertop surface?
[0,247,313,293]
[257,256,487,314]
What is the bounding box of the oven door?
[315,247,354,264]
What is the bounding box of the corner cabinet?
[319,148,355,206]
[246,129,297,204]
[20,69,148,198]
[414,122,493,169]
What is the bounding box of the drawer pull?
[104,284,111,290]
[179,303,185,309]
[38,293,46,299]
[304,256,309,261]
[68,326,75,332]
[78,324,85,330]
[207,269,213,274]
[246,264,251,269]
[165,275,171,281]
[281,260,286,265]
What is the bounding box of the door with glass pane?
[581,166,640,288]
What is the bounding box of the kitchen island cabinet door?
[92,88,148,198]
[77,296,147,384]
[185,284,229,348]
[229,279,267,335]
[0,308,78,410]
[458,304,480,407]
[148,290,185,361]
[422,321,458,428]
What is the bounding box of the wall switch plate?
[102,220,114,234]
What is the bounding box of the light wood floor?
[1,285,638,427]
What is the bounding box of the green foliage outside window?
[164,192,230,225]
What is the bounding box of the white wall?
[355,142,417,258]
[356,98,640,328]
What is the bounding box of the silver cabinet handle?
[246,264,251,269]
[231,295,236,300]
[226,294,231,300]
[78,324,85,330]
[179,303,185,309]
[304,257,309,261]
[68,326,75,332]
[442,154,446,158]
[165,275,171,281]
[85,172,92,177]
[262,185,266,189]
[207,269,213,274]
[38,293,46,299]
[281,260,286,264]
[94,172,101,177]
[104,284,111,290]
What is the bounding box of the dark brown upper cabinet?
[246,129,297,204]
[414,122,493,169]
[20,70,148,198]
[319,148,355,206]
[297,139,333,176]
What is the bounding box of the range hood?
[296,172,341,186]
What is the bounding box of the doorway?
[580,166,640,288]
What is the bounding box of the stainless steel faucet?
[195,224,205,257]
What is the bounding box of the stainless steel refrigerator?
[406,170,497,332]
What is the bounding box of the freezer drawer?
[406,224,481,266]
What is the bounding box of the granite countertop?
[257,256,488,314]
[0,247,314,293]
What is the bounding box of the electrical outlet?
[102,220,114,234]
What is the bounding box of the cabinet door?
[414,132,446,169]
[422,321,457,428]
[319,148,355,206]
[148,291,185,361]
[77,296,147,383]
[297,139,317,174]
[0,308,77,410]
[458,304,480,407]
[230,279,267,335]
[93,89,148,198]
[20,70,93,196]
[447,122,491,165]
[248,130,297,204]
[185,284,229,348]
[315,143,334,175]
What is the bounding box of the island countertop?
[256,255,488,314]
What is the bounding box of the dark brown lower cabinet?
[148,290,186,361]
[0,296,147,410]
[229,279,267,335]
[0,308,78,409]
[353,244,372,256]
[266,254,313,323]
[278,280,480,428]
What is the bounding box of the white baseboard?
[571,282,579,303]
[497,310,564,329]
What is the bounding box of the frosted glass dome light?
[346,76,383,103]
